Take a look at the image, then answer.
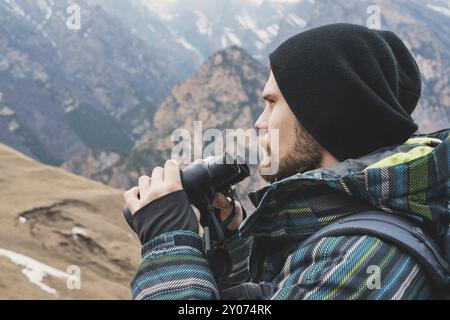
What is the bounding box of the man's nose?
[255,109,269,130]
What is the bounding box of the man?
[124,24,449,299]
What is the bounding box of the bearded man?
[124,24,449,300]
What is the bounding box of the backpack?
[220,210,450,300]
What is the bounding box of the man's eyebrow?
[263,93,277,101]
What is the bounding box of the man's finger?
[124,186,139,200]
[191,205,204,237]
[138,175,151,197]
[191,204,201,222]
[151,167,164,189]
[164,159,182,189]
[124,187,140,214]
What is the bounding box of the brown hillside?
[0,144,140,299]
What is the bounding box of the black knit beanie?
[269,23,421,161]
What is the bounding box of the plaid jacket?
[131,129,450,300]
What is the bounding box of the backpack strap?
[220,282,274,300]
[301,210,450,288]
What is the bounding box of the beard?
[258,123,324,183]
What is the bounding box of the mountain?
[136,0,450,130]
[0,0,196,166]
[89,0,204,67]
[0,143,140,299]
[138,0,310,60]
[149,46,267,145]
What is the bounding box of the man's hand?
[213,192,244,232]
[123,160,202,244]
[122,159,242,241]
[124,159,183,215]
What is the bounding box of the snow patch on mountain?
[222,27,242,47]
[0,107,15,116]
[272,0,301,3]
[72,227,89,238]
[140,0,178,14]
[0,248,72,295]
[236,12,259,31]
[36,0,54,20]
[3,0,26,17]
[175,35,203,58]
[195,10,212,36]
[287,13,307,28]
[427,4,450,17]
[236,14,279,45]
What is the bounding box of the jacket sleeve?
[131,230,219,300]
[131,229,253,300]
[269,235,433,300]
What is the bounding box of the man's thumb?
[213,192,233,211]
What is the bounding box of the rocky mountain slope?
[0,0,197,166]
[136,0,450,130]
[0,143,140,299]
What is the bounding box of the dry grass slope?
[0,144,140,299]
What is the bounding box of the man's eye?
[264,99,275,109]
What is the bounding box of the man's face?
[256,70,325,182]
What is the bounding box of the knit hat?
[269,23,421,161]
